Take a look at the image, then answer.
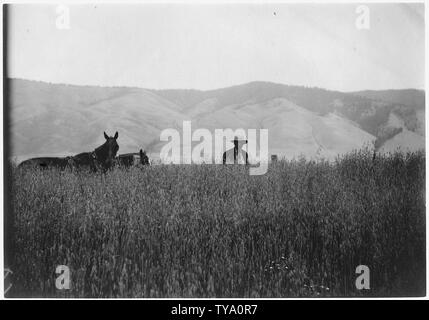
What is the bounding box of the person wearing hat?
[222,136,249,165]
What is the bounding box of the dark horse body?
[19,156,74,169]
[116,149,150,167]
[19,132,119,172]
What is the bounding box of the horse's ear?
[104,132,109,140]
[114,131,118,139]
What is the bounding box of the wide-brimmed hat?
[231,136,248,144]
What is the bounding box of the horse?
[116,153,135,167]
[18,156,74,170]
[19,131,119,172]
[72,131,119,172]
[116,149,150,167]
[140,149,150,165]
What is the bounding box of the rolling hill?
[7,79,425,163]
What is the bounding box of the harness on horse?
[91,150,101,170]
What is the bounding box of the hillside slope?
[7,79,424,163]
[9,79,186,161]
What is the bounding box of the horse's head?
[140,149,150,165]
[96,131,119,169]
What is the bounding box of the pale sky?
[8,3,425,91]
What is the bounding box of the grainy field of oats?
[7,150,426,297]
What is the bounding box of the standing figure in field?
[223,136,249,165]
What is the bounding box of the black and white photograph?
[1,1,427,301]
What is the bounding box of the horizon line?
[7,76,425,93]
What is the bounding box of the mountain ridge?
[7,78,425,162]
